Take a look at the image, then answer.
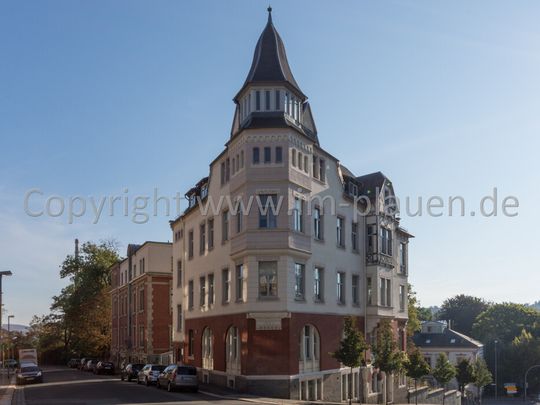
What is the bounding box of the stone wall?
[408,386,461,405]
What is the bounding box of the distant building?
[110,241,173,365]
[168,7,412,403]
[412,321,484,369]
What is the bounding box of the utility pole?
[7,315,14,378]
[494,339,498,401]
[0,271,13,371]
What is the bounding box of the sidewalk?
[0,370,16,405]
[198,382,343,405]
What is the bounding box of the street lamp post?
[0,271,13,370]
[494,339,498,401]
[7,315,14,378]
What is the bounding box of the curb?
[0,376,16,405]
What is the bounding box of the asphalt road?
[17,367,253,405]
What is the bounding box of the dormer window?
[255,90,261,110]
[265,90,271,110]
[200,185,208,200]
[275,90,281,110]
[188,193,197,208]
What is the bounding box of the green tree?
[455,358,474,394]
[437,295,489,336]
[432,353,457,405]
[404,346,430,405]
[471,358,492,404]
[407,285,422,336]
[506,329,540,391]
[332,317,369,405]
[373,319,407,386]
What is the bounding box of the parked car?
[67,358,80,368]
[16,364,43,385]
[120,363,145,382]
[94,361,115,375]
[156,365,198,392]
[78,357,95,370]
[137,364,166,386]
[85,359,99,372]
[5,359,18,369]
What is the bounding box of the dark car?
[78,357,95,370]
[16,365,43,385]
[85,359,99,372]
[156,365,198,392]
[67,358,80,368]
[137,364,166,386]
[94,361,115,375]
[120,363,145,382]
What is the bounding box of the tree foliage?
[437,294,489,336]
[333,316,369,368]
[471,358,492,404]
[407,284,422,336]
[32,240,119,363]
[455,358,474,394]
[432,353,457,388]
[372,319,406,374]
[405,346,430,381]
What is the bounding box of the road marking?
[23,378,121,389]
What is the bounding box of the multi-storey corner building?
[110,241,173,365]
[170,9,411,402]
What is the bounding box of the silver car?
[137,364,166,386]
[156,365,198,392]
[16,364,43,385]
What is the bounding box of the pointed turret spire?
[234,7,305,101]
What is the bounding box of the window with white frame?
[352,274,360,305]
[222,268,230,303]
[208,218,214,249]
[253,147,260,164]
[258,194,277,228]
[380,277,391,307]
[299,324,320,373]
[222,210,229,242]
[294,263,305,300]
[337,217,345,247]
[337,272,345,304]
[188,280,194,310]
[199,222,206,255]
[258,261,278,297]
[351,222,358,251]
[226,326,240,374]
[208,273,214,305]
[199,276,206,307]
[236,264,244,302]
[313,206,323,240]
[381,227,392,255]
[202,327,214,370]
[313,267,324,301]
[399,242,407,273]
[399,284,406,311]
[293,197,304,232]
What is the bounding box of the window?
[226,326,240,374]
[200,276,206,307]
[225,158,230,182]
[265,90,271,110]
[313,207,323,240]
[188,329,194,357]
[236,264,244,302]
[380,277,391,307]
[319,159,325,182]
[255,90,261,110]
[312,155,318,179]
[202,327,214,370]
[222,268,230,303]
[236,212,242,233]
[313,267,324,301]
[188,230,194,259]
[294,263,305,300]
[240,150,244,168]
[176,304,182,332]
[351,222,358,251]
[139,326,144,347]
[264,146,271,163]
[293,197,304,232]
[139,289,144,311]
[222,211,229,242]
[366,277,373,305]
[253,147,260,164]
[275,146,283,163]
[275,90,280,110]
[188,280,194,310]
[208,274,215,305]
[304,155,308,173]
[299,325,320,373]
[352,275,359,305]
[292,149,296,166]
[381,228,393,255]
[367,225,377,254]
[337,217,345,247]
[199,223,206,255]
[141,258,145,273]
[208,218,214,249]
[400,243,407,273]
[176,260,182,288]
[337,272,345,304]
[259,261,278,297]
[298,152,303,170]
[258,194,277,228]
[399,285,406,311]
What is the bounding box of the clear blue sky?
[1,0,539,325]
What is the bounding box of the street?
[13,367,273,405]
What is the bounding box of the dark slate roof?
[356,171,391,199]
[412,328,483,349]
[235,8,305,101]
